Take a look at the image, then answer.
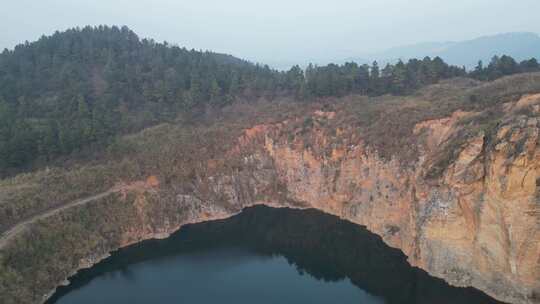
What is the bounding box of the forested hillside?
[0,26,287,172]
[0,25,538,174]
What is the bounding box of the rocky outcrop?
[198,95,539,303]
[2,95,539,304]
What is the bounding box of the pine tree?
[391,60,408,94]
[76,95,93,143]
[369,61,380,95]
[209,79,222,105]
[472,60,485,80]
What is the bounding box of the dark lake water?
[47,206,503,304]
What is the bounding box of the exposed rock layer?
[212,95,540,303]
[2,94,540,304]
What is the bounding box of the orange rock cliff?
[2,94,539,304]
[201,95,539,303]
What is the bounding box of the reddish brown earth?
[215,94,540,303]
[1,91,539,304]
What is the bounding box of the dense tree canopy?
[0,26,538,173]
[305,57,468,97]
[0,26,285,172]
[469,55,540,80]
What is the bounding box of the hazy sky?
[1,0,539,64]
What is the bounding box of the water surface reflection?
[48,206,504,304]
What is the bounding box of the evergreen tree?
[391,60,408,94]
[209,79,222,105]
[369,61,380,95]
[0,25,538,173]
[76,95,93,143]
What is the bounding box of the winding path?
[0,190,116,249]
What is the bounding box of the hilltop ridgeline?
[1,26,539,174]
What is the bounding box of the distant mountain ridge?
[362,32,540,68]
[267,32,540,70]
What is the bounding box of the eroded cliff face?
[185,95,540,304]
[4,94,539,304]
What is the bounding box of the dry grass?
[3,72,540,231]
[2,72,540,303]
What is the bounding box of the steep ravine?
[2,95,539,304]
